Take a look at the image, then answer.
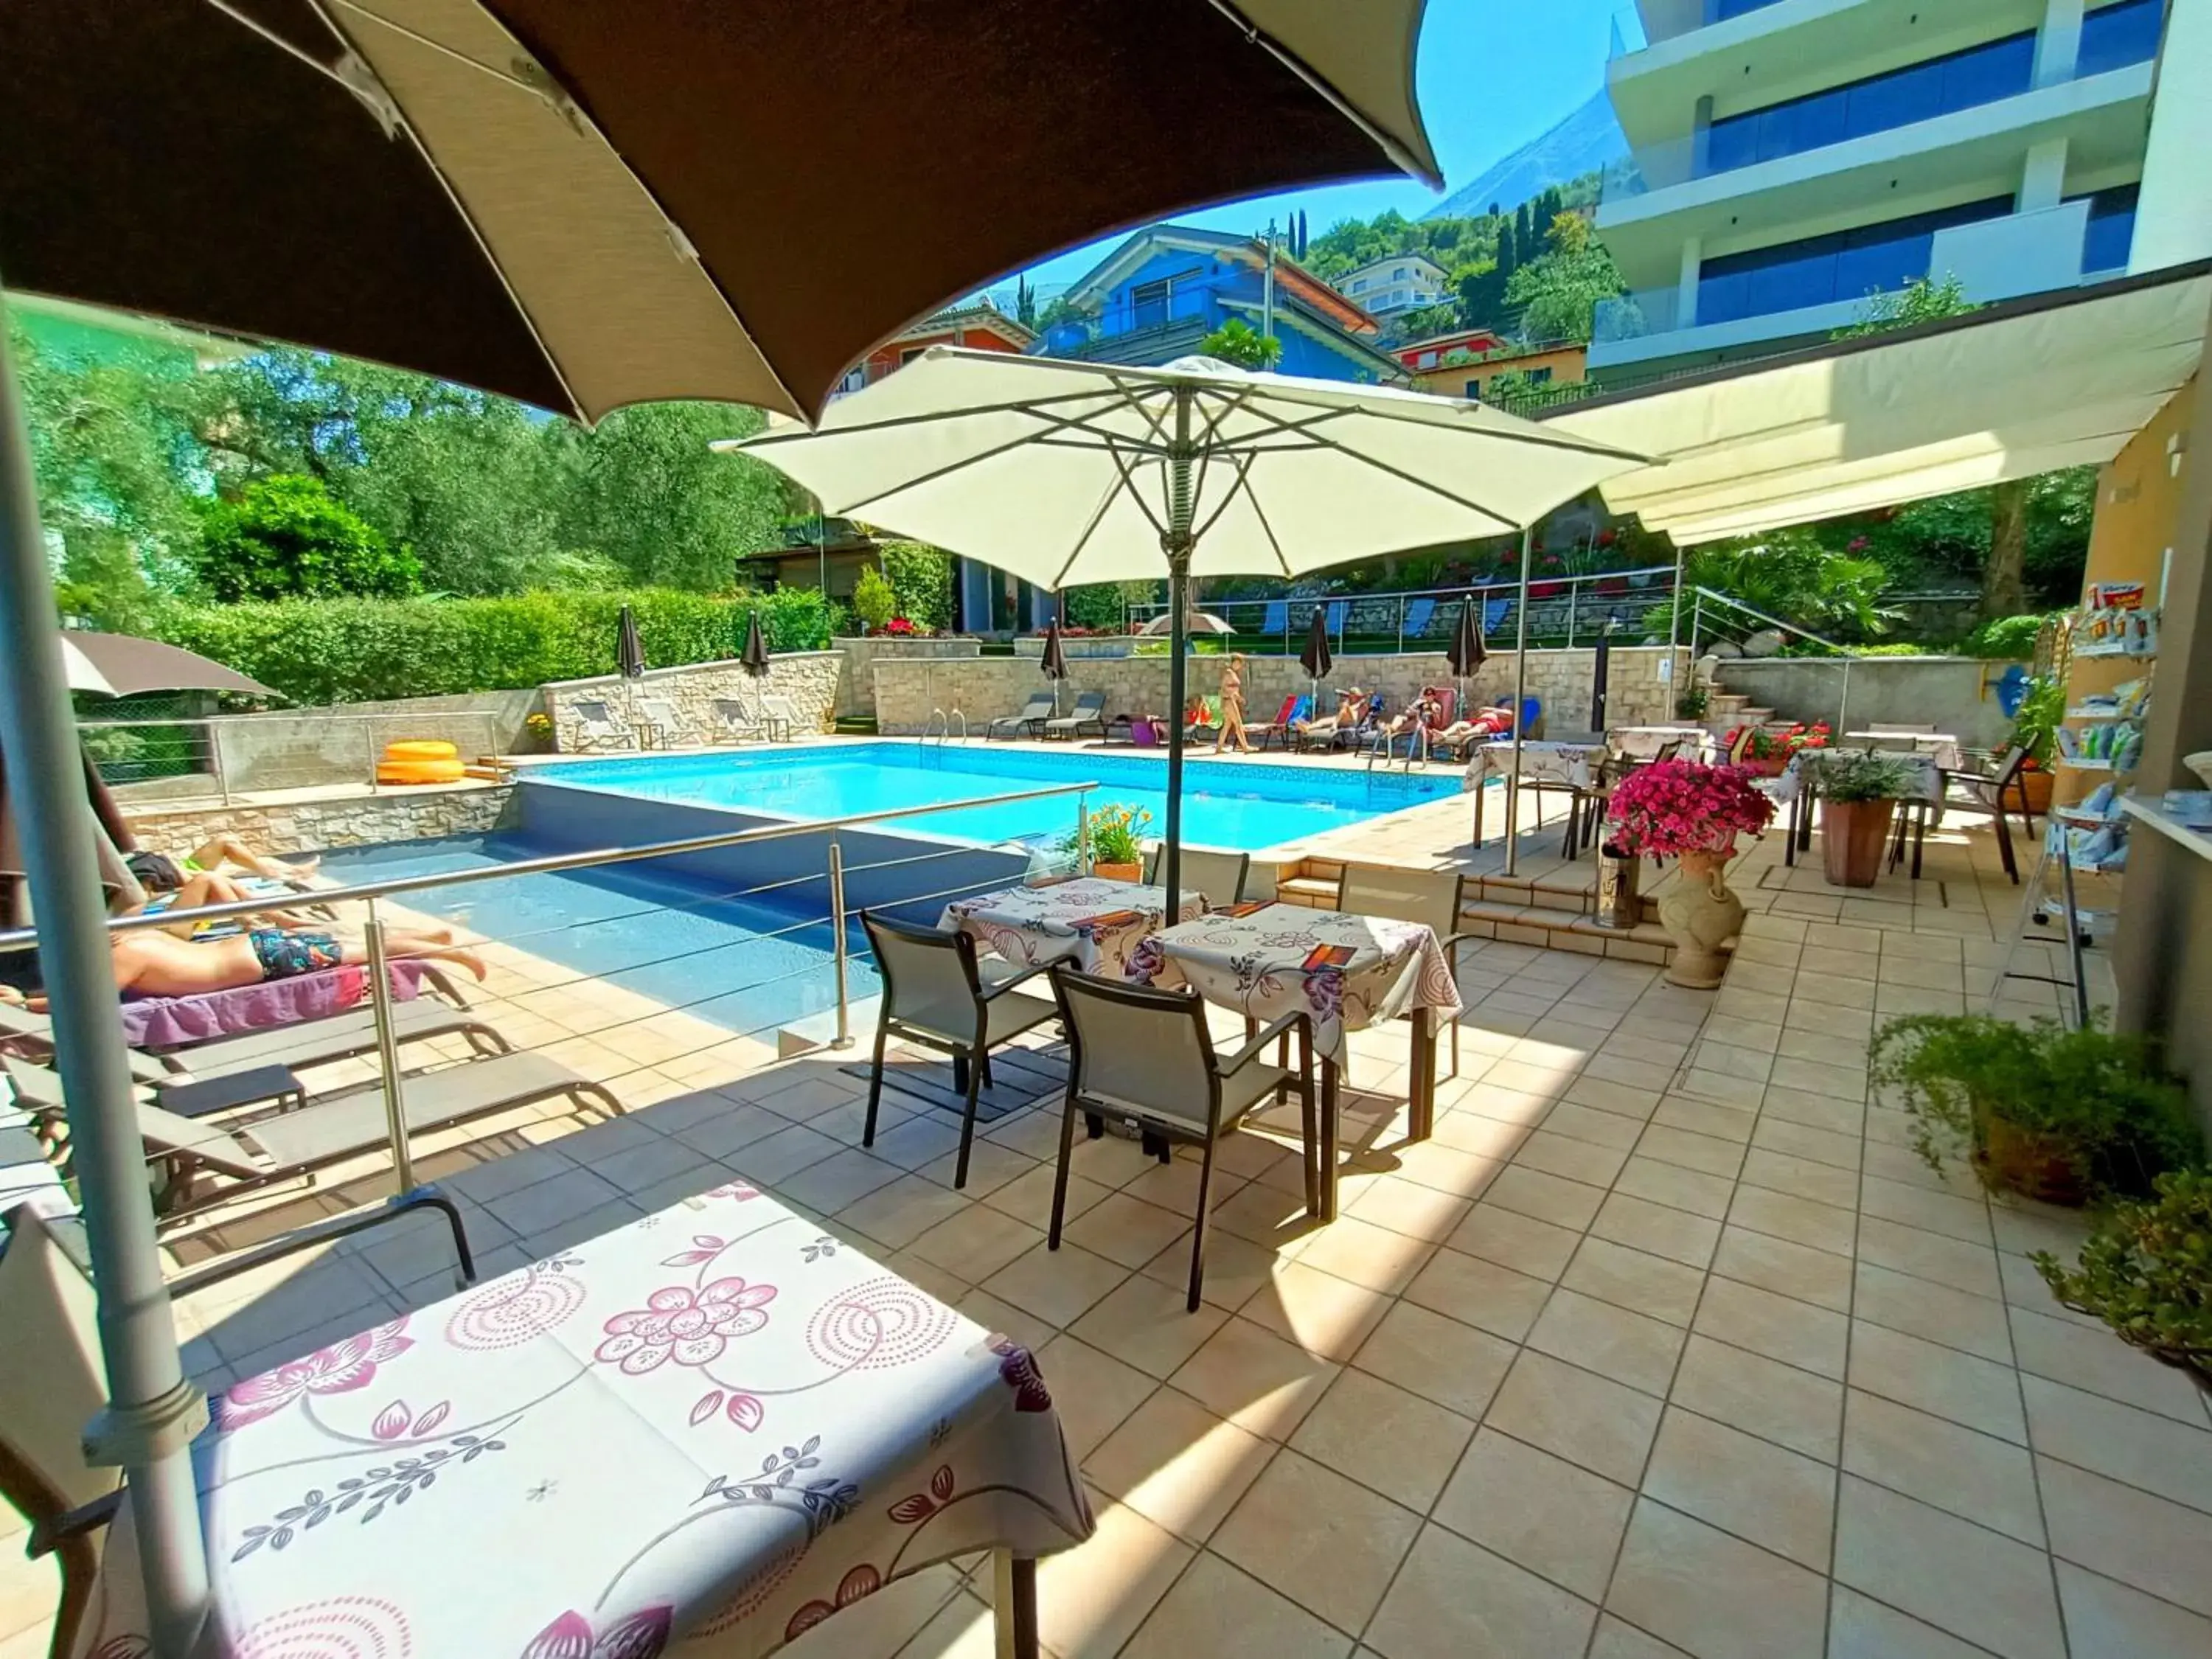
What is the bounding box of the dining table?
[1771,747,1947,871]
[1608,724,1718,762]
[1461,738,1610,846]
[940,876,1206,977]
[1126,902,1464,1218]
[74,1183,1093,1658]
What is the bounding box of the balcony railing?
[1612,0,1795,54]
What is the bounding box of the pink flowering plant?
[1606,759,1776,859]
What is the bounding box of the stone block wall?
[873,647,1686,734]
[543,652,843,749]
[125,783,515,858]
[832,636,979,719]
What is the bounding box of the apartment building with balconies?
[1589,0,2208,375]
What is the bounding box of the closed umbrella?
[1039,620,1070,717]
[1591,619,1615,733]
[740,611,771,676]
[1447,598,1485,722]
[616,604,647,736]
[1298,606,1335,727]
[735,350,1647,905]
[0,10,1447,1642]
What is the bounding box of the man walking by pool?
[1215,653,1254,755]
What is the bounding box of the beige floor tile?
[1650,1096,1758,1144]
[1842,1390,2046,1547]
[1513,1127,1631,1188]
[914,1136,1037,1197]
[1610,1157,1736,1222]
[1034,1335,1158,1461]
[726,1121,848,1186]
[1365,1522,1599,1659]
[1767,1055,1868,1102]
[1350,1299,1518,1422]
[1642,1407,1836,1570]
[1860,1175,1994,1247]
[832,1174,974,1253]
[1169,1315,1340,1442]
[1827,1587,1996,1659]
[1749,1115,1863,1172]
[1486,1350,1663,1487]
[1291,1215,1435,1297]
[1856,1217,2003,1301]
[1589,1613,1698,1658]
[906,1204,1047,1283]
[1850,1323,2028,1444]
[1725,1186,1857,1258]
[1034,1494,1194,1659]
[953,1287,1058,1358]
[1590,1192,1721,1270]
[1669,1335,1843,1462]
[1833,1475,2065,1659]
[1562,1237,1707,1327]
[1212,1450,1421,1636]
[1738,1147,1860,1209]
[1528,1287,1688,1397]
[1067,1276,1228,1380]
[1853,1262,2015,1364]
[1120,1551,1354,1659]
[2021,1374,2212,1513]
[1757,1086,1865,1138]
[1342,1175,1474,1243]
[1290,1367,1474,1513]
[2040,1457,2212,1617]
[1402,1245,1554,1344]
[1693,1276,1849,1380]
[774,1147,907,1215]
[2055,1559,2212,1659]
[1241,1259,1394,1363]
[980,1241,1130,1329]
[1675,1068,1769,1110]
[1444,1202,1582,1280]
[1483,1164,1607,1231]
[1711,1225,1854,1313]
[1689,1040,1775,1086]
[1632,1123,1747,1180]
[1605,1498,1828,1659]
[1546,1100,1654,1150]
[1083,1386,1276,1545]
[1060,1192,1195,1269]
[981,1163,1114,1233]
[2009,1307,2211,1425]
[1431,1427,1634,1601]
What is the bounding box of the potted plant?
[1871,1015,2201,1205]
[1815,748,1914,887]
[1605,759,1776,989]
[1081,804,1152,883]
[2010,674,2062,815]
[2034,1172,2212,1387]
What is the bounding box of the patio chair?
[1047,967,1315,1310]
[1402,597,1436,639]
[1262,599,1289,637]
[1042,690,1107,741]
[988,691,1056,740]
[634,695,689,749]
[1336,865,1479,1098]
[710,697,765,743]
[858,912,1060,1189]
[1246,694,1304,750]
[4,1051,624,1225]
[1896,745,2031,883]
[570,699,636,751]
[1141,844,1249,908]
[759,693,803,740]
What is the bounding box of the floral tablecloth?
[941,877,1206,976]
[1609,726,1717,763]
[1461,739,1607,793]
[77,1185,1091,1658]
[1126,902,1463,1065]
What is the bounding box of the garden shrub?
[880,541,955,633]
[757,585,835,653]
[852,566,897,633]
[1958,611,2061,659]
[192,475,422,601]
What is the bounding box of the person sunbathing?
[1431,705,1517,756]
[1379,695,1446,757]
[1294,687,1368,745]
[135,833,319,887]
[110,922,485,998]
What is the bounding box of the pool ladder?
[921,707,967,745]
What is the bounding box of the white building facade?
[1590,0,2205,374]
[1338,253,1450,319]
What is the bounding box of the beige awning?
[1552,265,2211,545]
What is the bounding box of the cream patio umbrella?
[734,349,1650,903]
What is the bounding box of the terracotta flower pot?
[1978,1113,2086,1206]
[1821,797,1896,888]
[1658,847,1743,988]
[1092,860,1142,883]
[2019,768,2054,815]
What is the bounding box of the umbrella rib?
[1231,462,1296,577]
[1261,420,1528,535]
[742,387,1137,448]
[1051,473,1137,589]
[1191,452,1257,546]
[827,399,1147,518]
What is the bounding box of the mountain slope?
[1425,91,1627,222]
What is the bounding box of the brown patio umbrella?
[0,0,1440,422]
[60,632,276,700]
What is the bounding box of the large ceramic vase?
[1658,848,1743,988]
[1822,798,1897,888]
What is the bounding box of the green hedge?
[156,588,832,705]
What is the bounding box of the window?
[1464,379,1483,401]
[1130,279,1170,330]
[1392,266,1407,279]
[2079,0,2163,76]
[1350,277,1368,293]
[1526,366,1554,385]
[1417,349,1439,368]
[1697,196,2012,325]
[900,347,928,365]
[2076,181,2140,273]
[1708,0,1789,21]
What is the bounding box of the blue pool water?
[538,741,1458,851]
[313,835,878,1041]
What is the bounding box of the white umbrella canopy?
[734,349,1649,899]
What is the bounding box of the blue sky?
[1009,0,1626,293]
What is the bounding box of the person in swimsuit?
[1214,653,1254,754]
[108,924,486,998]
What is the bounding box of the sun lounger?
[634,696,689,749]
[3,1051,623,1225]
[570,699,637,751]
[711,697,765,743]
[759,693,801,740]
[989,691,1055,740]
[1248,694,1304,750]
[1043,690,1107,741]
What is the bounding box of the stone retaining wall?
[874,647,1686,735]
[543,652,842,749]
[125,783,515,858]
[832,636,978,718]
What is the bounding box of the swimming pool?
[313,835,879,1041]
[538,742,1458,851]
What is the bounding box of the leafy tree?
[561,400,788,591]
[852,564,897,632]
[1399,302,1462,342]
[1503,233,1628,344]
[1014,274,1037,330]
[192,474,422,601]
[880,540,955,632]
[1198,319,1282,370]
[1672,530,1900,642]
[1035,296,1089,337]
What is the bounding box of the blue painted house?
[1038,225,1405,384]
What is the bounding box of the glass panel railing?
[1592,287,1679,346]
[1616,0,1792,52]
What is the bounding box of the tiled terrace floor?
[4,804,2204,1659]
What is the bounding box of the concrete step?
[1273,861,1671,966]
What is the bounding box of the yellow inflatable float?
[375,740,465,785]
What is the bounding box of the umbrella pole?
[0,291,210,1654]
[1505,528,1534,877]
[1161,386,1196,911]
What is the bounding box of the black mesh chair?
[1049,968,1315,1310]
[860,911,1060,1187]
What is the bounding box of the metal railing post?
[362,898,414,1194]
[366,723,380,793]
[1396,595,1405,655]
[1074,791,1091,874]
[209,718,231,807]
[1567,582,1579,650]
[1689,592,1703,659]
[827,837,853,1049]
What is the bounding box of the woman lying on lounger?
[108,922,486,998]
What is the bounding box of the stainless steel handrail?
[0,778,1102,951]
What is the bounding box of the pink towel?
[123,961,428,1050]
